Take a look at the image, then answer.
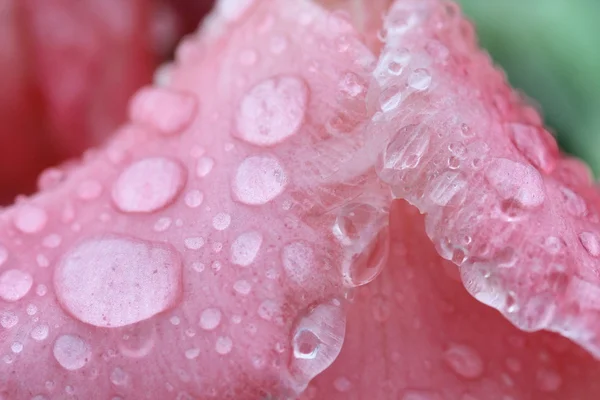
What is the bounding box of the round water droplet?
[110,367,130,386]
[154,217,172,232]
[333,203,389,287]
[0,311,18,329]
[235,76,308,146]
[289,302,346,386]
[118,320,156,358]
[112,157,186,213]
[258,300,281,322]
[13,204,48,234]
[42,234,62,249]
[184,190,204,208]
[579,231,600,257]
[371,294,392,322]
[129,87,197,135]
[443,343,484,379]
[282,241,314,284]
[31,324,50,341]
[199,308,222,330]
[379,124,430,183]
[0,269,33,302]
[11,341,23,353]
[77,179,103,200]
[408,68,432,91]
[212,212,231,231]
[233,279,252,295]
[54,235,183,328]
[233,155,287,205]
[196,157,215,177]
[185,347,200,360]
[184,237,205,250]
[536,368,562,392]
[486,158,546,208]
[53,334,92,371]
[333,376,352,392]
[215,336,233,355]
[230,231,263,266]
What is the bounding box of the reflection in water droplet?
[233,156,287,205]
[112,157,186,213]
[54,235,182,328]
[235,76,308,146]
[443,343,484,379]
[333,203,389,287]
[0,269,33,302]
[53,334,92,371]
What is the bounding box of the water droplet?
[112,157,186,213]
[559,186,587,217]
[270,35,288,54]
[428,171,468,206]
[379,85,402,112]
[258,300,281,322]
[185,347,200,360]
[26,304,38,315]
[154,217,172,232]
[233,279,252,295]
[170,316,181,325]
[282,241,314,284]
[184,190,204,208]
[184,237,205,250]
[118,321,156,358]
[76,179,103,200]
[508,123,558,173]
[505,357,522,373]
[53,334,92,371]
[42,234,62,249]
[13,204,48,234]
[408,68,432,91]
[0,269,33,302]
[215,336,233,355]
[36,284,47,296]
[54,235,183,328]
[195,156,215,178]
[129,87,197,135]
[290,302,346,385]
[110,367,130,386]
[333,203,389,287]
[199,308,222,330]
[0,245,7,266]
[386,48,411,76]
[333,376,352,392]
[379,124,430,182]
[11,341,23,353]
[579,231,600,257]
[486,158,546,208]
[443,343,484,379]
[338,72,367,99]
[231,231,263,266]
[239,49,258,66]
[235,76,308,146]
[233,155,287,205]
[212,212,232,231]
[536,368,562,392]
[0,311,18,329]
[31,324,50,341]
[371,294,392,322]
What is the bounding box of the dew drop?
[0,245,7,266]
[154,217,172,232]
[112,157,186,213]
[185,347,200,360]
[371,294,392,322]
[428,171,467,206]
[118,321,156,358]
[42,234,62,249]
[31,324,50,341]
[333,203,389,287]
[184,190,204,208]
[258,299,281,322]
[0,269,33,302]
[333,376,352,392]
[579,231,600,257]
[196,157,215,177]
[129,87,197,135]
[338,71,367,99]
[199,308,222,331]
[13,204,48,234]
[379,85,402,112]
[54,235,183,328]
[233,279,252,295]
[26,304,38,315]
[508,123,558,174]
[53,334,92,371]
[212,212,231,231]
[11,341,23,353]
[536,368,562,392]
[235,76,308,146]
[281,241,314,285]
[0,311,18,329]
[408,68,432,91]
[215,336,233,355]
[110,367,130,386]
[231,231,263,266]
[443,343,484,379]
[233,155,287,205]
[184,237,205,250]
[290,302,346,385]
[486,158,546,208]
[76,179,103,200]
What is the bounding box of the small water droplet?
[26,304,38,315]
[408,68,432,91]
[290,302,346,386]
[110,367,130,386]
[185,347,200,360]
[443,343,484,379]
[118,321,156,358]
[579,231,600,257]
[486,158,546,209]
[231,231,263,266]
[129,87,197,135]
[31,324,50,341]
[0,311,18,329]
[184,190,204,208]
[505,357,522,373]
[536,368,562,392]
[233,279,252,295]
[54,235,183,328]
[212,212,231,231]
[386,48,411,76]
[215,336,233,355]
[379,124,430,182]
[0,269,33,302]
[196,156,215,178]
[282,241,314,284]
[36,284,47,296]
[112,157,186,213]
[333,203,389,287]
[270,35,288,54]
[199,308,222,330]
[184,237,205,250]
[371,294,392,322]
[42,234,62,249]
[233,155,287,205]
[53,334,92,371]
[428,171,468,206]
[11,341,23,353]
[170,316,181,326]
[235,76,308,146]
[239,49,258,66]
[379,85,402,112]
[258,300,281,322]
[333,376,352,392]
[154,217,172,232]
[13,204,48,234]
[76,179,103,200]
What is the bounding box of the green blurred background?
[458,0,600,175]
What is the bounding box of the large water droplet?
[233,155,287,205]
[54,235,183,328]
[235,76,308,146]
[112,157,186,213]
[129,87,197,135]
[443,343,484,379]
[333,203,389,287]
[13,204,48,234]
[230,231,263,266]
[378,124,430,183]
[0,269,33,302]
[199,307,222,331]
[486,158,546,208]
[289,301,346,387]
[53,334,92,371]
[282,241,314,284]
